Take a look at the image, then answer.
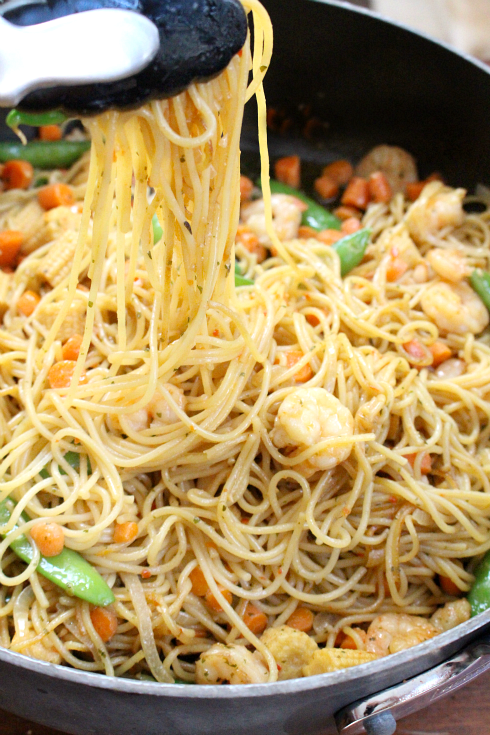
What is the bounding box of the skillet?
[1,1,490,733]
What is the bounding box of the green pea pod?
[39,450,92,480]
[0,497,114,607]
[468,550,490,616]
[332,228,371,277]
[265,179,342,232]
[235,273,254,287]
[6,109,67,130]
[470,269,490,313]
[152,214,163,244]
[0,140,90,169]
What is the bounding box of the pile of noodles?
[1,0,490,684]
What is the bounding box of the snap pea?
[6,109,67,130]
[468,550,490,616]
[266,179,342,232]
[152,214,163,245]
[332,228,371,277]
[0,497,114,607]
[39,450,92,480]
[470,269,490,313]
[0,140,90,169]
[234,261,254,287]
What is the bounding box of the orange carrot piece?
[90,606,118,642]
[141,569,152,579]
[341,217,362,235]
[313,174,339,200]
[17,290,41,316]
[406,452,432,475]
[429,341,452,367]
[189,567,209,597]
[439,575,462,597]
[341,177,370,210]
[0,230,23,268]
[368,171,393,203]
[298,225,318,239]
[317,229,344,246]
[386,257,409,282]
[205,586,233,612]
[30,521,64,557]
[2,160,34,190]
[333,205,362,221]
[243,603,268,634]
[47,360,87,389]
[113,521,139,544]
[339,633,358,650]
[286,350,313,382]
[240,175,254,202]
[322,159,354,187]
[405,181,426,201]
[38,183,74,210]
[39,124,62,142]
[287,607,314,633]
[306,313,320,327]
[62,334,84,361]
[274,155,301,189]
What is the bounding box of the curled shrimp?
[240,193,304,247]
[405,181,466,245]
[110,383,187,433]
[271,387,355,477]
[365,613,439,656]
[355,145,418,194]
[195,643,268,684]
[421,281,489,335]
[426,247,469,283]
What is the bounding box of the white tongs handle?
[0,8,159,107]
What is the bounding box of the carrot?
[205,585,233,612]
[189,567,209,597]
[341,177,370,210]
[236,225,267,263]
[405,181,426,202]
[317,229,344,246]
[286,607,314,633]
[17,290,41,316]
[386,257,408,282]
[30,521,64,557]
[274,155,300,189]
[48,360,87,389]
[39,124,63,142]
[141,569,152,579]
[113,521,139,544]
[286,350,313,382]
[341,217,362,235]
[298,225,318,239]
[306,313,320,327]
[240,175,254,202]
[313,174,339,200]
[62,334,84,361]
[0,230,23,268]
[38,183,74,210]
[339,633,357,650]
[406,452,432,475]
[439,575,462,597]
[2,160,34,190]
[90,606,118,642]
[333,205,362,221]
[368,171,393,203]
[243,603,268,634]
[429,341,452,367]
[322,159,353,187]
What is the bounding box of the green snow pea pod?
[6,109,68,130]
[332,228,371,277]
[0,497,114,607]
[152,214,163,244]
[265,179,342,232]
[470,269,490,314]
[468,550,490,616]
[39,450,92,479]
[0,140,90,169]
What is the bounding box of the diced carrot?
[236,225,266,263]
[243,603,268,634]
[62,334,84,361]
[17,290,41,316]
[429,341,452,367]
[286,350,313,382]
[306,313,320,327]
[287,607,314,633]
[317,229,344,246]
[386,257,409,282]
[334,630,344,647]
[322,159,353,187]
[298,225,318,239]
[30,521,64,557]
[368,171,393,203]
[439,575,462,597]
[2,160,34,190]
[341,217,362,235]
[205,585,233,612]
[341,177,370,210]
[113,521,139,544]
[39,124,63,142]
[141,568,152,579]
[313,174,339,200]
[339,633,357,650]
[90,606,118,642]
[333,205,362,221]
[405,181,426,201]
[406,452,432,475]
[240,175,254,202]
[47,360,87,389]
[0,230,23,268]
[275,155,301,189]
[189,567,209,597]
[38,183,74,210]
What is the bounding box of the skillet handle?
[334,633,490,735]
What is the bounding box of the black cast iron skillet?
[1,1,490,733]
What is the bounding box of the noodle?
[1,0,490,684]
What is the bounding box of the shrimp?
[240,193,304,247]
[110,383,186,433]
[405,182,466,245]
[355,145,418,194]
[426,247,469,283]
[195,643,268,684]
[430,599,471,632]
[271,387,355,477]
[365,613,440,656]
[421,281,489,335]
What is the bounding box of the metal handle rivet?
[363,711,397,735]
